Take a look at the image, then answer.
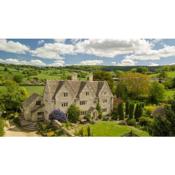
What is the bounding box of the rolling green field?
[24,86,44,95]
[0,85,44,96]
[150,71,175,78]
[78,121,149,136]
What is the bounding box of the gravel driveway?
[4,126,39,137]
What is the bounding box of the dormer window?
[36,100,41,105]
[86,92,89,96]
[64,92,68,97]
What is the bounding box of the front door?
[37,112,44,121]
[93,111,97,120]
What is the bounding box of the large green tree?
[67,104,80,123]
[0,80,28,112]
[119,72,150,99]
[149,82,165,104]
[136,67,148,74]
[116,82,128,100]
[13,74,24,83]
[151,105,175,136]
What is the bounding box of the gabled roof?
[22,93,42,107]
[31,104,45,113]
[45,80,112,101]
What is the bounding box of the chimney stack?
[71,73,78,80]
[87,74,93,81]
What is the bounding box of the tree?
[151,106,175,136]
[96,101,102,119]
[0,118,5,136]
[171,100,175,111]
[149,82,165,104]
[158,71,168,80]
[135,103,143,121]
[67,104,80,123]
[116,82,128,100]
[168,77,175,89]
[4,67,8,71]
[119,72,150,99]
[111,105,118,120]
[93,71,114,92]
[136,67,148,74]
[125,101,129,117]
[87,126,93,136]
[128,103,135,119]
[118,102,125,120]
[0,80,28,113]
[13,74,23,83]
[115,70,123,77]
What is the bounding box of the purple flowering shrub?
[49,109,68,122]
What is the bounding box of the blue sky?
[0,39,175,67]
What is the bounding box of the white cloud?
[117,59,136,66]
[32,39,175,63]
[48,60,65,67]
[79,59,104,65]
[31,39,153,60]
[0,39,30,54]
[29,59,46,66]
[112,61,117,65]
[31,42,73,59]
[125,45,175,61]
[75,39,152,57]
[0,58,66,67]
[149,63,159,66]
[54,39,66,43]
[0,58,46,66]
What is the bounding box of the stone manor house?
[22,73,113,122]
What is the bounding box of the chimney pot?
[88,74,93,81]
[71,73,78,80]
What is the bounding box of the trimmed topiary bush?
[87,126,93,136]
[127,118,136,126]
[128,103,135,119]
[135,103,143,121]
[118,102,125,120]
[144,105,157,117]
[139,116,153,127]
[0,118,5,136]
[125,101,129,117]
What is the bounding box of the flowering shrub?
[49,109,67,122]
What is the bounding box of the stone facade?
[22,74,113,122]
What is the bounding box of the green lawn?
[150,71,175,78]
[77,121,149,136]
[0,85,44,96]
[24,86,44,95]
[166,71,175,78]
[164,89,175,100]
